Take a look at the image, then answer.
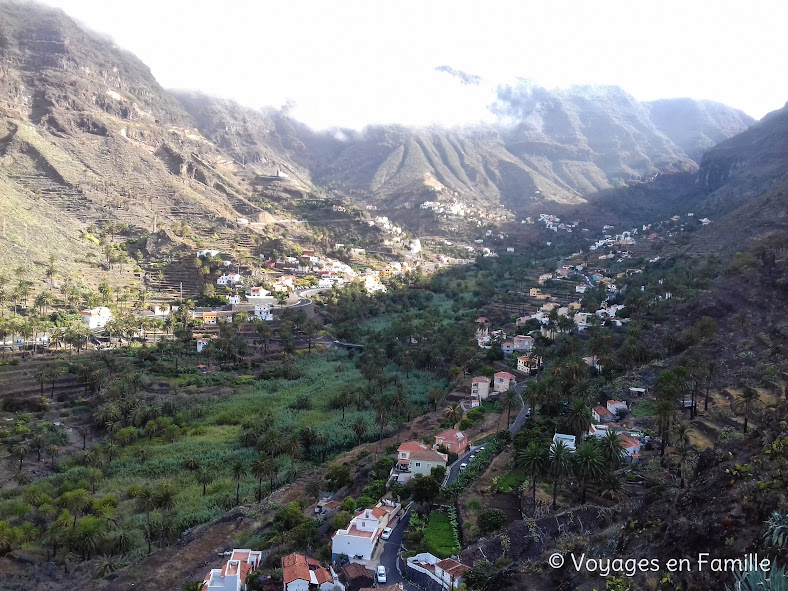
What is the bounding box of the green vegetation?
[422,510,461,558]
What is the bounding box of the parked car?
[377,565,387,583]
[469,454,476,461]
[478,446,485,451]
[381,527,392,540]
[460,463,468,471]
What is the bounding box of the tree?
[516,441,548,515]
[573,439,604,504]
[412,475,441,505]
[598,430,625,469]
[549,440,572,510]
[444,402,464,427]
[564,398,593,441]
[135,486,156,554]
[255,321,273,353]
[477,508,506,534]
[154,481,177,547]
[427,387,445,412]
[673,443,694,489]
[731,387,763,433]
[500,388,520,428]
[251,458,270,502]
[231,459,247,506]
[351,420,366,446]
[197,470,213,497]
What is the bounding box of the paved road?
[377,504,413,589]
[376,383,532,591]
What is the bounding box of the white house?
[471,377,491,401]
[217,274,242,286]
[245,286,273,303]
[81,307,112,330]
[607,400,628,415]
[253,305,273,321]
[501,341,514,355]
[552,433,576,451]
[227,295,241,305]
[201,549,262,591]
[392,442,448,483]
[493,371,516,393]
[197,249,221,258]
[406,554,469,590]
[517,355,537,374]
[331,502,399,561]
[513,335,534,351]
[197,338,210,353]
[281,553,336,591]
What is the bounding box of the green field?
[424,511,461,558]
[0,351,445,559]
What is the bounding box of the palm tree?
[655,398,675,457]
[573,439,605,504]
[500,388,520,428]
[9,440,29,470]
[516,441,548,515]
[731,387,763,433]
[86,467,103,494]
[523,381,540,419]
[549,440,572,510]
[251,458,269,502]
[704,361,717,411]
[671,422,691,446]
[427,387,445,412]
[231,459,247,506]
[135,446,149,463]
[598,430,625,469]
[444,402,464,427]
[154,481,178,547]
[197,470,213,497]
[351,420,366,446]
[135,486,156,554]
[673,443,693,489]
[564,398,593,441]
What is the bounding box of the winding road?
[377,385,531,590]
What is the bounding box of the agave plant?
[727,562,787,591]
[764,512,788,548]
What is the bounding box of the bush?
[477,508,506,534]
[458,418,474,430]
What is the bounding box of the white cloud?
[40,0,788,128]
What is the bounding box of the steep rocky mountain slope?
[0,1,760,277]
[179,84,754,215]
[0,2,309,274]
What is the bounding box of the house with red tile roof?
[282,552,337,591]
[592,405,615,423]
[201,548,262,591]
[434,429,469,455]
[493,371,516,393]
[405,553,470,589]
[393,442,448,483]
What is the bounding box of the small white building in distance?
[217,274,242,286]
[81,307,112,330]
[197,338,210,353]
[246,286,272,303]
[254,305,273,321]
[201,548,262,591]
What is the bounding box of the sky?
[39,0,788,129]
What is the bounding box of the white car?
[377,565,387,583]
[381,527,392,540]
[460,463,468,471]
[469,454,476,461]
[478,446,485,451]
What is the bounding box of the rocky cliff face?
[697,101,788,193]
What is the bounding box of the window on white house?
[415,462,421,467]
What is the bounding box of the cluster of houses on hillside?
[551,398,645,463]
